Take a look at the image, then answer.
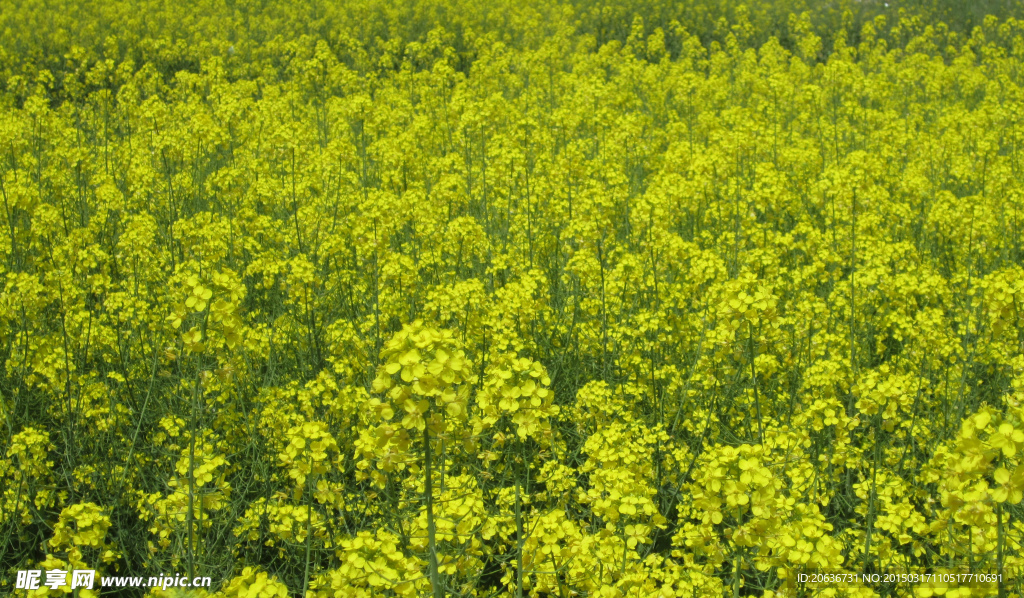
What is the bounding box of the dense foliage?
[3,0,1024,596]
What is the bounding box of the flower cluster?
[4,0,1024,596]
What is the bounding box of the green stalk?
[302,470,314,598]
[424,424,443,598]
[748,321,764,444]
[732,553,740,598]
[186,311,209,582]
[997,484,1005,598]
[863,415,881,574]
[515,473,525,598]
[186,362,201,582]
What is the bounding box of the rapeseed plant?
[3,1,1024,597]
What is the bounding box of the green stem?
[863,416,881,574]
[748,320,764,444]
[186,311,209,582]
[186,364,201,582]
[424,424,443,598]
[997,492,1005,598]
[515,472,525,598]
[302,470,314,598]
[732,553,740,598]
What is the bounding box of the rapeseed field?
[2,0,1024,596]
